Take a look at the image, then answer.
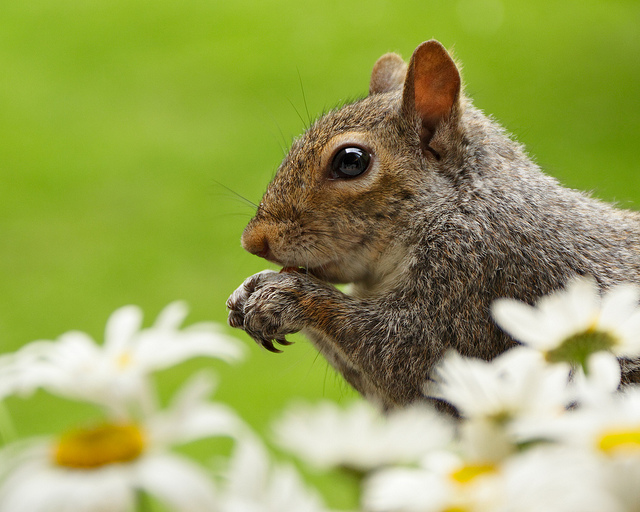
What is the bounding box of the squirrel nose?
[241,225,273,260]
[249,238,271,259]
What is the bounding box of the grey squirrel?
[227,40,640,409]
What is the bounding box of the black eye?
[330,147,371,179]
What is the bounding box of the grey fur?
[227,40,640,410]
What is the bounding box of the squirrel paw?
[226,270,307,353]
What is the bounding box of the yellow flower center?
[450,463,497,484]
[117,351,132,369]
[54,422,145,469]
[598,428,640,455]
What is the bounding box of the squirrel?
[226,40,640,410]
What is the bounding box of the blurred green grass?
[0,0,638,508]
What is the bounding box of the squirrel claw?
[259,336,283,353]
[275,336,294,346]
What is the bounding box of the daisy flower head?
[498,445,620,512]
[424,348,572,462]
[513,388,640,512]
[272,400,454,473]
[0,372,244,512]
[364,446,618,512]
[424,348,571,425]
[529,387,640,459]
[491,276,640,373]
[0,301,244,417]
[363,450,502,512]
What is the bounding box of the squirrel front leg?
[227,270,431,408]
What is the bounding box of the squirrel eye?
[330,147,371,179]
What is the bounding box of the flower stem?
[135,489,153,512]
[0,401,17,445]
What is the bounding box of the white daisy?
[0,302,244,417]
[424,348,574,461]
[513,387,640,511]
[570,351,623,407]
[272,400,454,472]
[0,372,244,512]
[526,386,640,460]
[491,276,640,370]
[498,445,620,512]
[364,446,617,512]
[220,434,331,512]
[424,348,571,424]
[363,450,502,512]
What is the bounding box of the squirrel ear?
[402,40,461,145]
[369,53,407,95]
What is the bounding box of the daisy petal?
[600,285,640,329]
[104,305,143,354]
[152,301,189,331]
[134,453,218,512]
[491,299,553,348]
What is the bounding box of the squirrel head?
[242,40,462,285]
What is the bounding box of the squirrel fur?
[227,40,640,410]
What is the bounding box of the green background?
[1,0,638,508]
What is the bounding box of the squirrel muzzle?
[241,222,276,262]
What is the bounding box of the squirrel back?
[228,41,640,408]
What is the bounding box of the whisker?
[212,180,259,210]
[287,98,308,131]
[217,212,257,220]
[252,99,291,158]
[264,111,289,157]
[296,66,312,127]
